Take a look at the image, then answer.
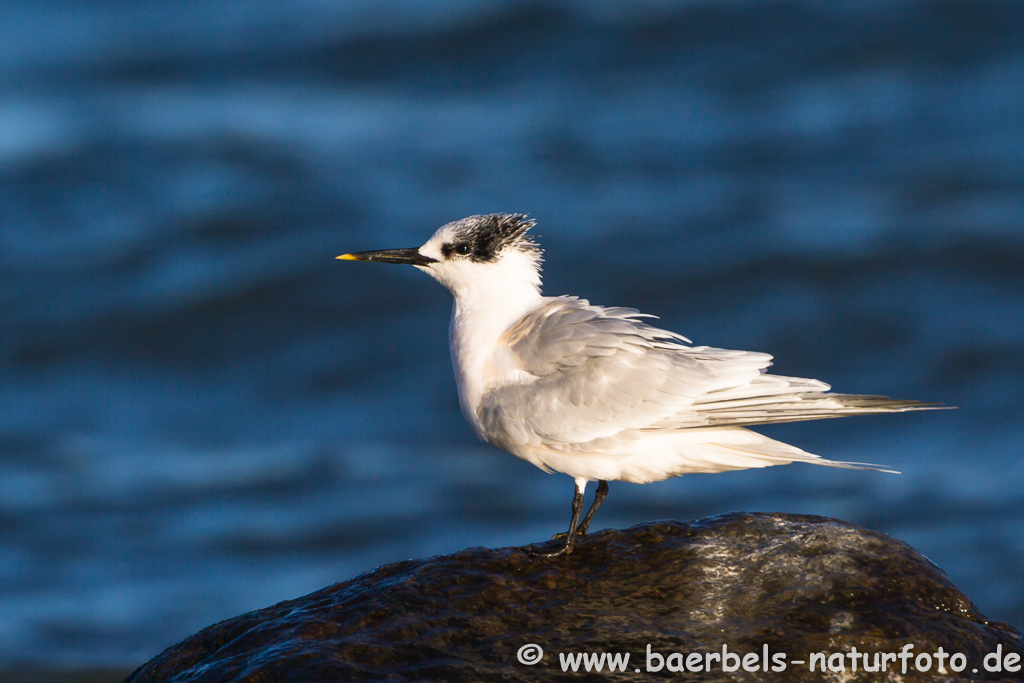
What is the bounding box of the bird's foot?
[528,540,575,557]
[550,524,589,542]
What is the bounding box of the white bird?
[339,214,940,556]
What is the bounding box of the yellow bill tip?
[336,254,358,260]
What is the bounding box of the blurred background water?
[1,0,1023,679]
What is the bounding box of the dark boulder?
[125,512,1024,682]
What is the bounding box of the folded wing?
[479,296,938,451]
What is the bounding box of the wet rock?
[124,512,1024,682]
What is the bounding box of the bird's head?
[339,214,544,301]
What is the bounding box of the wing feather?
[480,297,771,449]
[478,296,941,453]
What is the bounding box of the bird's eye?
[453,243,471,256]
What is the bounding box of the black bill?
[337,248,437,266]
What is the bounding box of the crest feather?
[443,213,542,263]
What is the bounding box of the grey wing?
[479,297,778,448]
[480,296,939,452]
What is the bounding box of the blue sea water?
[1,0,1022,673]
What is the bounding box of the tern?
[339,214,939,556]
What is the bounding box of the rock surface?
[125,512,1023,682]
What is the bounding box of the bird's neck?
[448,278,542,436]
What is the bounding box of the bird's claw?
[528,542,574,558]
[550,525,589,542]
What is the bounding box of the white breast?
[449,295,542,438]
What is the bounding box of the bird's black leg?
[575,480,608,536]
[536,484,585,557]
